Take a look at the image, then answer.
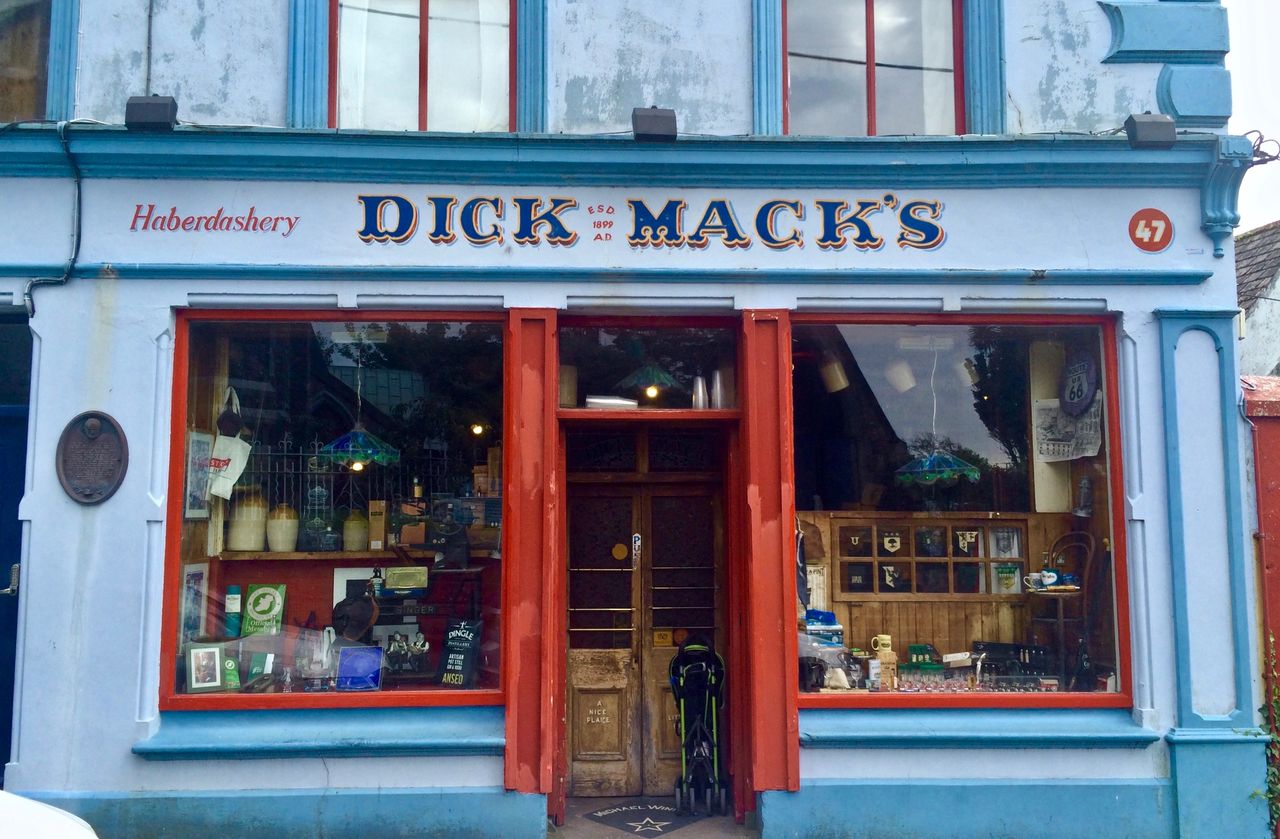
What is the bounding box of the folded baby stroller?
[669,635,727,815]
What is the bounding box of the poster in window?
[184,431,213,520]
[1033,397,1102,463]
[179,562,209,641]
[437,618,483,688]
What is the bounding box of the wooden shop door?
[566,480,723,798]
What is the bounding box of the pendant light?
[894,343,979,487]
[322,338,400,470]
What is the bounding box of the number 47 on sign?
[1128,208,1173,253]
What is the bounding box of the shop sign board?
[0,180,1210,274]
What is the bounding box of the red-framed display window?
[784,0,966,137]
[789,313,1132,709]
[327,0,517,132]
[160,309,507,710]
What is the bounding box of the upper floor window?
[0,0,52,122]
[332,0,512,132]
[786,0,963,136]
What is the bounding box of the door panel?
[566,426,725,799]
[642,489,720,795]
[568,491,641,796]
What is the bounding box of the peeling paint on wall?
[76,0,288,126]
[548,0,752,136]
[1005,0,1160,134]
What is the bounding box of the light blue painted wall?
[546,0,753,136]
[61,1,1237,134]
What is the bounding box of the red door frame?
[504,309,802,822]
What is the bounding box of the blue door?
[0,320,31,788]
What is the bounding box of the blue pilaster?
[753,0,784,135]
[963,0,1005,135]
[515,0,547,133]
[45,0,79,120]
[287,0,329,129]
[1155,310,1268,838]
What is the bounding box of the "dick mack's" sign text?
[355,193,946,252]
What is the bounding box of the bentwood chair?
[1028,531,1096,685]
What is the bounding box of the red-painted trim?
[550,427,570,824]
[165,691,504,711]
[791,312,1111,327]
[1245,381,1280,794]
[725,425,753,820]
[502,309,559,800]
[173,309,505,323]
[865,0,877,137]
[952,0,966,135]
[158,308,510,713]
[798,691,1132,710]
[419,0,430,131]
[557,409,741,423]
[1101,323,1134,700]
[559,314,740,329]
[327,0,339,128]
[740,309,800,792]
[787,312,1136,711]
[158,311,191,711]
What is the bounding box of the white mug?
[871,634,892,651]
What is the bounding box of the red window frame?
[327,0,518,132]
[159,308,508,711]
[783,0,966,136]
[788,312,1133,710]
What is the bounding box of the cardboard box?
[368,500,387,550]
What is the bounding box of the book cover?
[242,584,286,636]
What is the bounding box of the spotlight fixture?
[125,95,178,132]
[1123,112,1175,150]
[632,106,677,143]
[819,353,850,393]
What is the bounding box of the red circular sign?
[1128,208,1174,253]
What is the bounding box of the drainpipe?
[23,119,82,317]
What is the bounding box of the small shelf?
[557,408,740,423]
[219,549,434,562]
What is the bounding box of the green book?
[242,584,286,636]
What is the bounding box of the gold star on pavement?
[625,816,671,832]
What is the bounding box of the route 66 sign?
[1059,350,1098,417]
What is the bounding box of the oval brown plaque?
[56,411,128,505]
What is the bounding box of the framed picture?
[184,431,214,520]
[185,644,224,692]
[179,562,209,641]
[332,567,376,607]
[988,526,1023,559]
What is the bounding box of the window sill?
[798,707,1159,750]
[133,706,504,761]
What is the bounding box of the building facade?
[0,1,1266,837]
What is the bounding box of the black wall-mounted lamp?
[632,106,677,143]
[125,95,178,132]
[1123,112,1176,149]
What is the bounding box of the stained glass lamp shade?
[321,423,400,467]
[894,451,979,487]
[614,363,682,392]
